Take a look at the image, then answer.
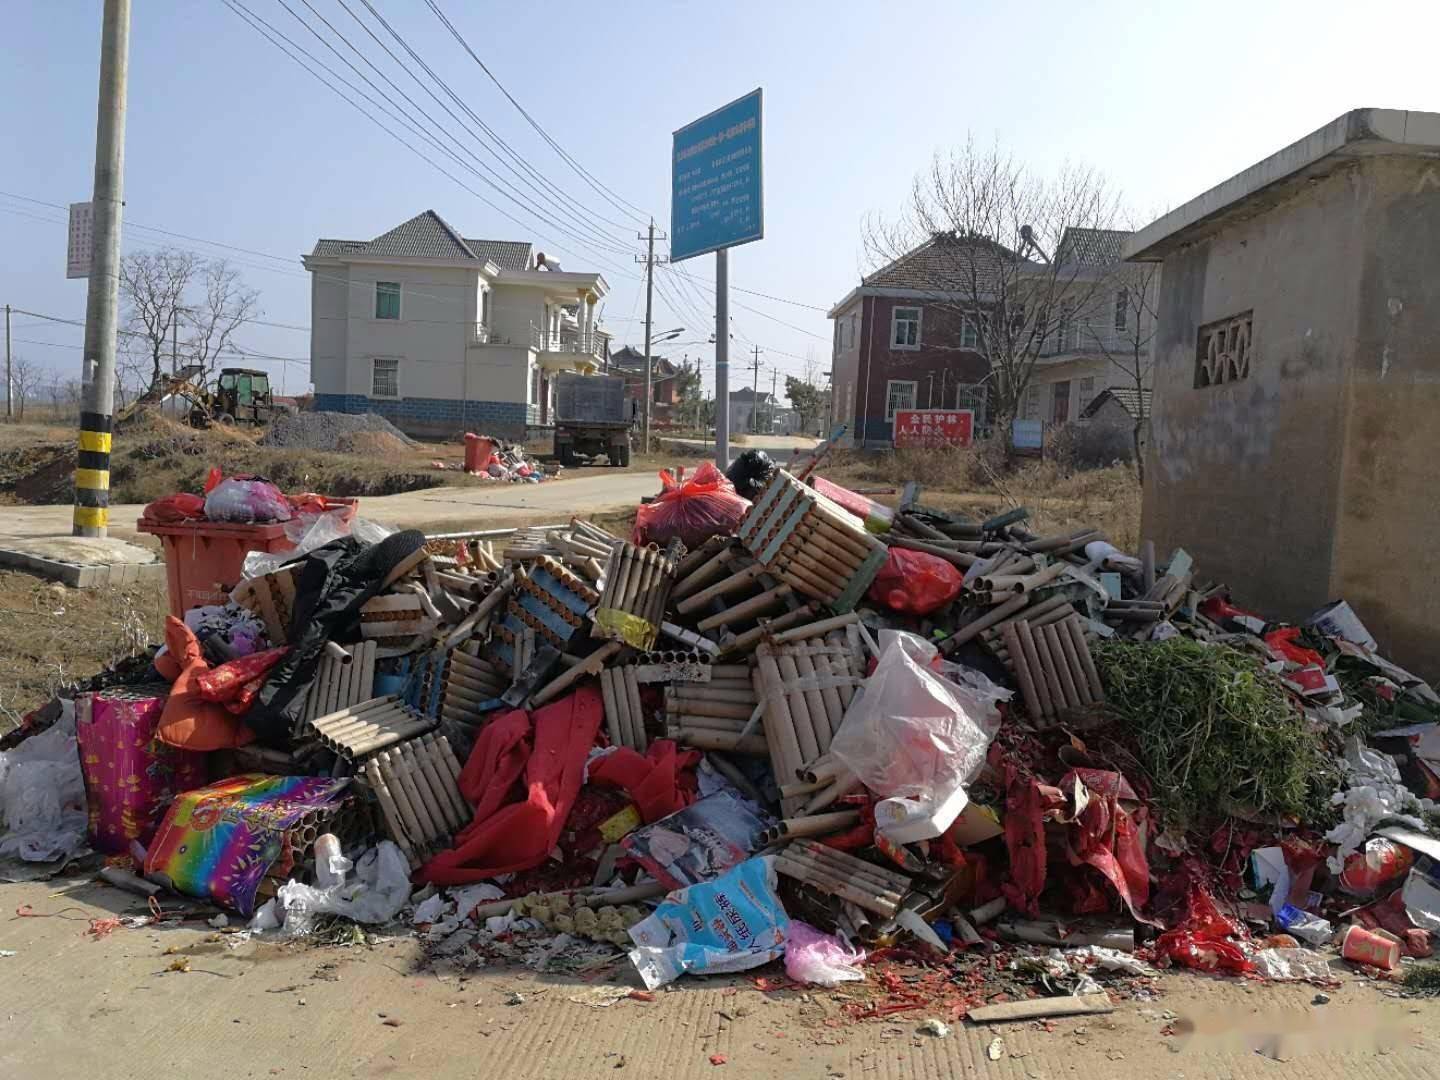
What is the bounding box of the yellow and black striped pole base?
[73,411,112,536]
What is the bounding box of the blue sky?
[3,0,1438,400]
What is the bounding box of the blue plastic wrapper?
[627,856,789,989]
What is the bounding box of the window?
[891,306,921,349]
[1079,377,1096,418]
[375,281,401,320]
[849,315,857,348]
[885,379,917,420]
[1055,298,1075,352]
[1022,384,1041,421]
[961,317,978,350]
[1114,289,1128,331]
[371,357,399,399]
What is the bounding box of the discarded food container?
[1340,924,1401,970]
[138,498,358,617]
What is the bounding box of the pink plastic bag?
[632,463,750,549]
[204,476,292,524]
[784,920,866,986]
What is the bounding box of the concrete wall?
[1331,156,1440,672]
[1027,355,1112,423]
[1142,161,1365,644]
[309,263,350,397]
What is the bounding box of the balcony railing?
[470,323,491,345]
[531,323,604,359]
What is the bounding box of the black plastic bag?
[725,449,775,500]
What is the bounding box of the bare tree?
[864,136,1122,442]
[10,355,41,421]
[119,248,199,389]
[1089,260,1160,482]
[184,258,261,379]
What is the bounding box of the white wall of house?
[310,262,349,397]
[338,262,478,397]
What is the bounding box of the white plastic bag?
[0,701,88,863]
[830,631,1008,841]
[271,840,410,936]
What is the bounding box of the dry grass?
[821,442,1142,552]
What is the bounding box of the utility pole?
[171,316,178,375]
[769,368,778,435]
[634,219,667,454]
[749,345,762,433]
[4,304,11,421]
[74,0,130,538]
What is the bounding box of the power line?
[424,0,652,228]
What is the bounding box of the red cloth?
[418,686,603,885]
[587,739,701,823]
[196,646,288,715]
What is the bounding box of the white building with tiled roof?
[302,210,610,438]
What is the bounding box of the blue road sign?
[671,89,764,262]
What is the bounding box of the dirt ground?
[0,875,1435,1080]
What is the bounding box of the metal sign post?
[671,88,763,469]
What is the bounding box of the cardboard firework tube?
[325,658,346,716]
[774,649,821,764]
[603,542,629,607]
[943,591,1030,651]
[1041,623,1082,709]
[1065,616,1105,702]
[803,770,862,813]
[416,736,468,830]
[705,751,766,804]
[1014,617,1055,719]
[377,751,428,850]
[780,810,860,838]
[347,720,436,757]
[401,740,451,840]
[676,562,764,614]
[669,713,751,733]
[623,665,646,749]
[1001,622,1043,717]
[323,640,353,665]
[406,738,457,832]
[801,755,845,784]
[774,855,899,917]
[600,668,624,748]
[795,840,913,891]
[1022,528,1092,553]
[1051,531,1102,559]
[777,564,840,604]
[529,639,623,707]
[777,529,866,574]
[889,535,980,569]
[1052,620,1093,706]
[665,685,757,706]
[668,728,769,755]
[622,547,652,614]
[442,680,494,708]
[609,667,636,749]
[826,630,858,710]
[772,611,861,645]
[807,645,845,736]
[674,535,729,580]
[672,544,738,600]
[470,575,514,622]
[392,744,443,842]
[995,592,1069,628]
[757,646,804,784]
[364,759,416,862]
[788,646,833,749]
[697,583,792,632]
[452,651,505,677]
[433,733,467,790]
[778,777,827,798]
[447,666,505,695]
[775,540,853,585]
[787,845,904,899]
[729,604,818,652]
[641,554,673,630]
[323,708,409,743]
[313,695,401,729]
[1027,602,1077,630]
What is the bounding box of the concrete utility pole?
[5,304,11,420]
[634,219,667,454]
[715,250,729,466]
[750,345,762,433]
[74,0,130,538]
[769,368,778,435]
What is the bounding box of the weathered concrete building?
[1125,109,1440,675]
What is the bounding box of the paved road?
[1,875,1432,1080]
[0,471,663,542]
[660,434,818,458]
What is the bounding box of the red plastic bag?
[866,547,962,615]
[1154,871,1254,974]
[142,493,205,524]
[1263,627,1325,668]
[632,463,750,549]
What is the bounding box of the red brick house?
[609,345,681,425]
[826,233,995,447]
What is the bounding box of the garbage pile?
[432,433,555,482]
[6,442,1440,1019]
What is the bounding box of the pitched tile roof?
[1081,385,1152,420]
[308,210,530,268]
[1056,227,1130,267]
[463,239,533,271]
[610,345,677,377]
[862,232,1038,295]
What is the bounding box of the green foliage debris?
[1094,637,1340,831]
